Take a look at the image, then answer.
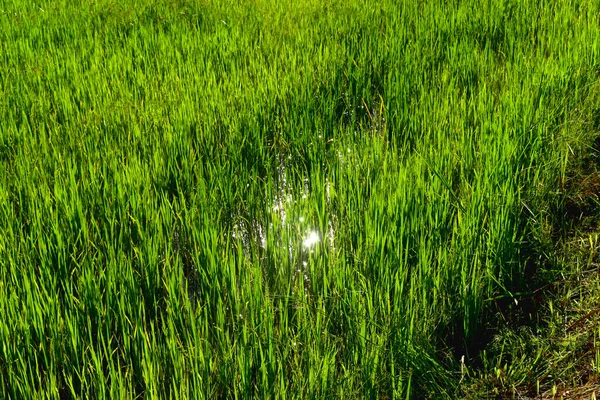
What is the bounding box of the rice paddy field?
[2,0,600,398]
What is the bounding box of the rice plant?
[1,0,600,398]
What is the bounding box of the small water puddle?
[231,152,335,293]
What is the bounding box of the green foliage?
[1,0,599,398]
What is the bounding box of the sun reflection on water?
[231,153,336,291]
[302,231,320,248]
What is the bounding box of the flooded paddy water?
[231,151,337,295]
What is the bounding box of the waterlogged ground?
[231,152,337,294]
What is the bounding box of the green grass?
[1,0,600,398]
[464,85,600,399]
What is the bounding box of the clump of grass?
[463,82,600,399]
